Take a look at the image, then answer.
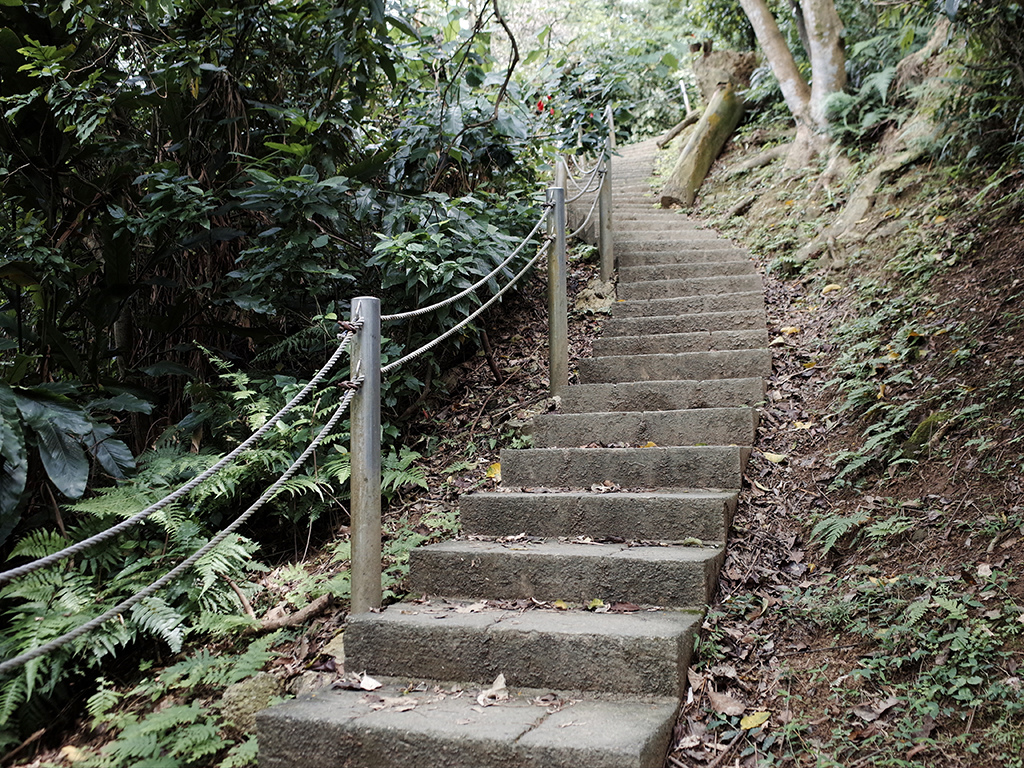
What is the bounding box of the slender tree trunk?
[738,0,811,130]
[802,0,846,130]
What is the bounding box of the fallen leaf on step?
[741,711,771,730]
[707,690,746,716]
[370,696,418,712]
[456,601,488,613]
[359,673,383,691]
[609,602,641,613]
[477,673,509,707]
[486,462,501,480]
[780,326,801,335]
[762,451,787,464]
[822,284,842,294]
[641,441,658,447]
[553,599,569,610]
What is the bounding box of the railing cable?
[379,208,551,323]
[0,330,359,587]
[381,242,548,375]
[0,383,360,676]
[565,161,603,203]
[567,169,605,239]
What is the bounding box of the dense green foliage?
[0,0,696,755]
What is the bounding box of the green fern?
[130,597,188,653]
[810,510,872,555]
[219,735,259,768]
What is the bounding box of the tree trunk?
[659,84,745,208]
[802,0,846,129]
[739,0,811,129]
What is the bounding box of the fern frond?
[810,510,871,555]
[130,596,187,653]
[219,735,259,768]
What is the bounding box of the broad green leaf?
[31,419,89,499]
[0,382,28,544]
[86,425,136,480]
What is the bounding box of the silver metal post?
[555,155,568,189]
[349,296,381,614]
[598,105,615,282]
[547,187,568,396]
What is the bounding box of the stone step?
[409,539,726,607]
[557,378,765,414]
[619,262,755,282]
[461,489,737,541]
[610,219,708,231]
[615,231,725,245]
[618,247,748,267]
[579,348,771,384]
[602,310,766,337]
[345,602,700,697]
[610,292,765,317]
[257,681,679,768]
[612,211,696,221]
[593,329,768,356]
[618,274,764,301]
[500,445,750,490]
[532,407,758,448]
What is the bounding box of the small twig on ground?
[480,328,502,384]
[1,728,45,765]
[222,573,256,619]
[247,594,333,635]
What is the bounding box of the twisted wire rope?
[567,171,604,239]
[380,208,550,323]
[0,384,360,677]
[570,153,602,177]
[565,164,603,203]
[564,160,600,193]
[381,242,548,375]
[0,329,359,587]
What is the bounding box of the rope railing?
[0,384,361,676]
[380,207,551,323]
[0,329,360,588]
[566,161,603,204]
[0,105,618,673]
[567,168,604,240]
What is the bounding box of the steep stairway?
[257,138,769,768]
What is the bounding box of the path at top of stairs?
[257,138,769,768]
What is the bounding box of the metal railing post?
[598,105,615,282]
[547,186,568,396]
[349,296,381,614]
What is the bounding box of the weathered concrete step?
[410,539,726,606]
[558,378,765,414]
[615,237,732,252]
[532,406,758,448]
[593,329,768,357]
[614,220,708,232]
[345,603,700,697]
[501,445,750,490]
[610,292,765,317]
[602,311,765,337]
[618,247,747,268]
[613,211,696,220]
[461,489,737,541]
[618,274,764,301]
[579,349,772,384]
[619,262,754,282]
[257,681,678,768]
[615,232,725,246]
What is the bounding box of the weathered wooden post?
[547,186,568,396]
[349,296,381,613]
[598,105,615,282]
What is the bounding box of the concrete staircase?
[257,139,769,768]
